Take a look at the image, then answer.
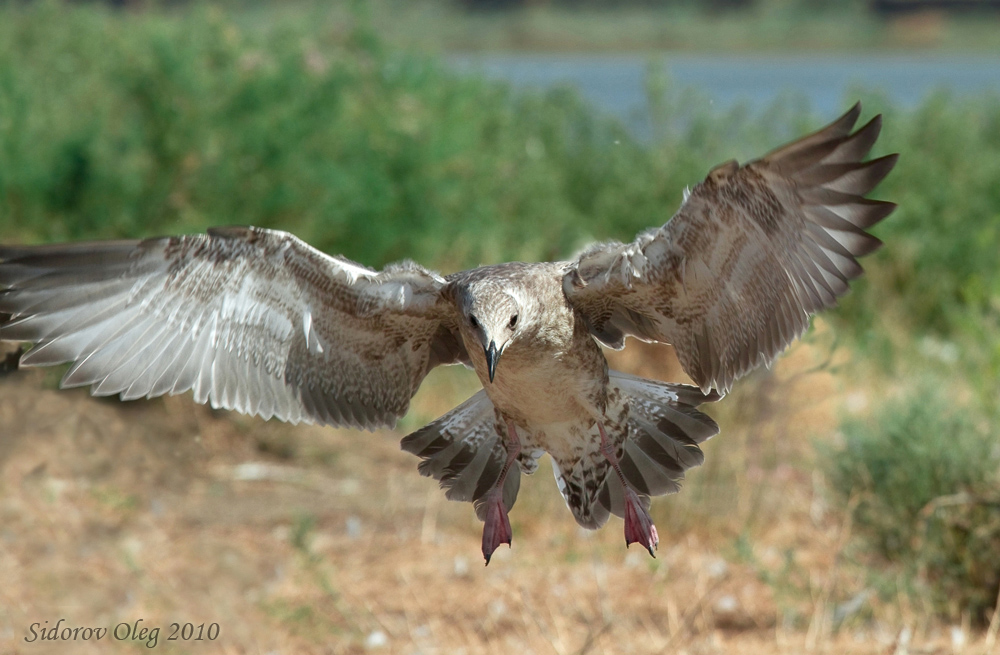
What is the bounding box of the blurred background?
[1,0,999,653]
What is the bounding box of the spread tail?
[555,371,721,529]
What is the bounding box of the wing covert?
[0,226,468,429]
[564,103,897,394]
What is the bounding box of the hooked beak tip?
[486,340,498,383]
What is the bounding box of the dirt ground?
[0,337,992,655]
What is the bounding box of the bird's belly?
[518,420,596,464]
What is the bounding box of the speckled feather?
[564,103,897,394]
[0,104,895,532]
[0,227,466,429]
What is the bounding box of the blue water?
[449,53,1000,136]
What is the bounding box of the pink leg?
[481,420,521,565]
[597,421,659,557]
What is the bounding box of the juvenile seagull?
[0,104,896,563]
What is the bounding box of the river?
[450,53,1000,136]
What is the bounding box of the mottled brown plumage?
[0,104,896,562]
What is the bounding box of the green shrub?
[2,3,998,362]
[0,1,686,270]
[823,384,1000,623]
[829,93,1000,397]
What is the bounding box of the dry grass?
[0,333,992,655]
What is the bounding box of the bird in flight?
[0,103,896,564]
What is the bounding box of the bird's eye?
[509,314,518,328]
[469,315,479,329]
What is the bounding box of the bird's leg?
[481,419,521,565]
[596,420,659,557]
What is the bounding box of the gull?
[0,103,896,563]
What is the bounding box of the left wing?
[0,226,468,429]
[563,103,897,394]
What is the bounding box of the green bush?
[0,1,691,270]
[834,94,1000,352]
[823,384,1000,623]
[1,3,998,363]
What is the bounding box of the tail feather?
[403,372,720,530]
[567,371,721,527]
[621,437,683,497]
[400,390,523,520]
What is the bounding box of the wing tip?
[823,101,863,139]
[843,101,863,127]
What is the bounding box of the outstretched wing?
[564,103,897,394]
[0,226,468,429]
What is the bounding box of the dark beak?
[485,340,499,383]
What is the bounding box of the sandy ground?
[0,337,991,655]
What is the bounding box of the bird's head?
[460,285,525,384]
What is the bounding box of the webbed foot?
[481,487,512,565]
[623,486,658,557]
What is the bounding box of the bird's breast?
[479,337,606,428]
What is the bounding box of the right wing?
[564,103,897,394]
[0,226,468,429]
